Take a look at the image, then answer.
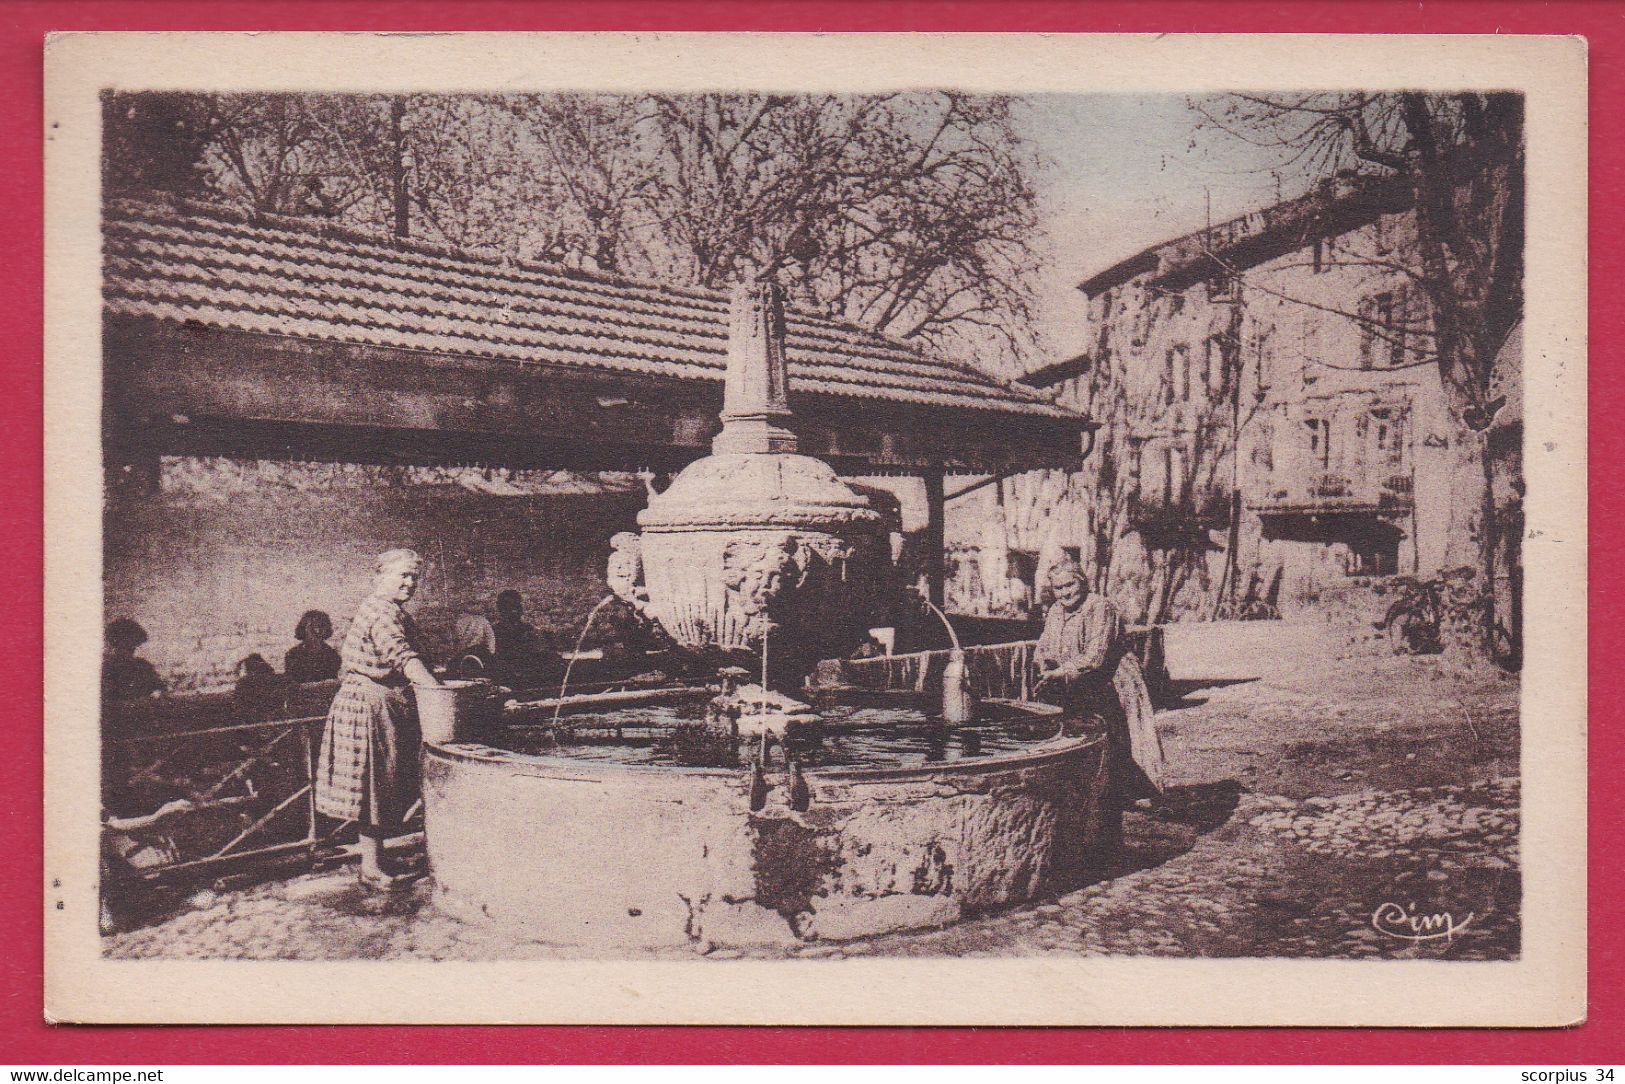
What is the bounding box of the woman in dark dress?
[285,610,341,684]
[103,618,164,703]
[492,589,561,686]
[1033,562,1167,859]
[315,550,442,890]
[1033,561,1132,856]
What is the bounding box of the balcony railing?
[1311,473,1353,499]
[1379,474,1413,507]
[1247,470,1415,514]
[1126,487,1232,532]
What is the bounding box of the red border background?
[7,0,1616,1064]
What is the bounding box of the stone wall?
[943,471,1089,619]
[104,457,648,694]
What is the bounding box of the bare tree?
[102,91,237,201]
[502,93,663,273]
[105,90,1046,370]
[296,94,564,251]
[205,94,333,217]
[634,92,1045,364]
[506,91,1046,364]
[1195,91,1524,661]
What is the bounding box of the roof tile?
[104,198,1080,422]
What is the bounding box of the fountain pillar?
[711,283,798,456]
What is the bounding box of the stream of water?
[550,594,618,727]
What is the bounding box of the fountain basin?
[422,714,1111,950]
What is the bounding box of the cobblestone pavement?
[823,778,1517,961]
[105,651,1520,962]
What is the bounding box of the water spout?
[912,586,976,726]
[760,627,771,714]
[912,587,962,652]
[551,594,619,727]
[941,649,977,727]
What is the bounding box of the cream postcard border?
[43,31,1588,1026]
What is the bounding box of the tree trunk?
[1476,431,1505,662]
[389,96,410,239]
[1442,433,1503,667]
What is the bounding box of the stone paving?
[1246,780,1518,865]
[105,650,1520,962]
[839,779,1518,961]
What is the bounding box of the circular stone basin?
[422,698,1112,950]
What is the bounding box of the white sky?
[1013,94,1306,360]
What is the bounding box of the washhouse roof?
[103,196,1078,422]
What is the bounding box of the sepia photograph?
[43,32,1587,1026]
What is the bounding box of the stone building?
[954,174,1521,631]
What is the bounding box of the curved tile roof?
[104,197,1081,422]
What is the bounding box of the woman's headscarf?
[452,613,498,658]
[1044,559,1087,591]
[374,548,423,577]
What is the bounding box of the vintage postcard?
[44,32,1586,1025]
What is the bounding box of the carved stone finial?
[713,278,798,455]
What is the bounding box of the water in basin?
[497,697,1085,770]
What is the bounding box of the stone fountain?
[420,280,1113,950]
[618,280,893,691]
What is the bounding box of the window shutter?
[1358,297,1375,368]
[1253,419,1274,470]
[1350,413,1370,477]
[1141,441,1166,503]
[1390,286,1409,366]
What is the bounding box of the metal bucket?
[415,679,500,745]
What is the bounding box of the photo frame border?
[15,4,1599,1059]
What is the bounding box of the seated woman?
[285,610,341,685]
[449,612,498,678]
[315,549,442,891]
[233,652,288,721]
[103,618,164,703]
[491,590,561,686]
